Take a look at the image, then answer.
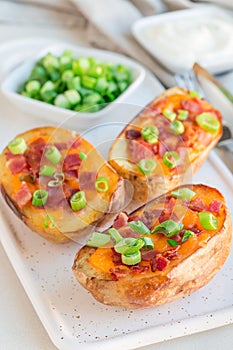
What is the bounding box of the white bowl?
[132,7,233,74]
[1,43,145,129]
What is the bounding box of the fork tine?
[175,70,204,97]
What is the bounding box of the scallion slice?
[8,138,27,155]
[138,158,156,175]
[79,152,87,161]
[32,189,48,207]
[196,112,220,133]
[108,228,122,243]
[163,109,176,121]
[140,237,154,250]
[198,212,218,230]
[121,251,141,265]
[141,125,159,144]
[95,176,109,193]
[190,90,201,98]
[44,215,55,229]
[171,187,196,200]
[182,230,194,243]
[114,238,144,255]
[45,146,62,164]
[19,174,36,183]
[70,191,86,211]
[128,220,150,235]
[48,172,65,187]
[170,120,185,135]
[177,109,188,121]
[151,220,183,236]
[167,239,179,247]
[163,151,180,169]
[39,165,56,176]
[86,232,111,247]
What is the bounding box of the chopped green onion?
[170,120,185,135]
[72,57,91,75]
[42,53,59,71]
[177,109,189,121]
[25,80,41,97]
[163,151,180,169]
[196,112,220,133]
[167,239,179,247]
[82,75,97,89]
[138,158,156,175]
[54,94,71,109]
[70,191,86,211]
[48,172,65,187]
[171,187,196,200]
[141,125,159,144]
[190,90,201,98]
[128,220,150,235]
[198,212,218,230]
[64,89,81,106]
[8,138,27,155]
[182,230,194,243]
[19,174,36,184]
[86,232,111,247]
[140,237,154,250]
[108,228,123,243]
[151,220,183,236]
[32,189,48,207]
[44,215,55,229]
[79,152,87,161]
[67,76,81,90]
[61,69,74,82]
[163,109,176,121]
[95,177,109,193]
[121,251,141,265]
[45,146,62,164]
[114,238,144,255]
[40,81,57,103]
[39,165,56,176]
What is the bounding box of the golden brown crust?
[0,126,124,243]
[109,87,222,205]
[72,184,232,309]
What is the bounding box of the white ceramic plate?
[0,42,145,129]
[132,7,233,74]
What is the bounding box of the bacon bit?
[29,137,46,152]
[197,129,213,146]
[180,98,203,115]
[14,182,32,208]
[113,212,128,229]
[24,149,42,173]
[135,209,162,230]
[158,141,167,158]
[209,200,222,214]
[141,250,159,261]
[159,134,180,152]
[163,246,180,260]
[65,170,78,178]
[125,129,141,140]
[130,265,149,273]
[110,268,128,281]
[63,154,81,171]
[127,140,153,163]
[159,197,176,223]
[54,142,67,151]
[118,226,139,238]
[78,171,96,191]
[189,198,207,212]
[190,226,204,236]
[152,144,158,154]
[111,249,122,266]
[5,152,16,161]
[8,155,28,174]
[154,254,169,271]
[71,136,82,148]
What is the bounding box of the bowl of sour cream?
[132,7,233,74]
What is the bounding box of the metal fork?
[175,71,233,150]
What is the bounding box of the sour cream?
[143,17,233,71]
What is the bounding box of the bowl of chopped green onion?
[1,44,145,128]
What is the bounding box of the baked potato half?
[73,184,232,309]
[0,126,124,243]
[109,87,223,205]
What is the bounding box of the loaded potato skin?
[109,87,223,205]
[0,126,124,243]
[73,184,232,309]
